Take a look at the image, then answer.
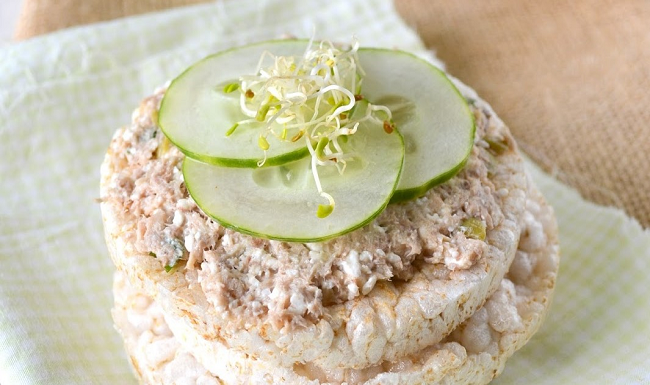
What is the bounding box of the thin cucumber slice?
[183,120,404,242]
[159,40,310,167]
[357,49,475,202]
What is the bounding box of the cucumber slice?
[169,41,473,241]
[183,120,404,242]
[357,49,475,202]
[159,40,310,167]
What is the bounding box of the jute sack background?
[14,0,650,228]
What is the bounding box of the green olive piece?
[461,218,487,241]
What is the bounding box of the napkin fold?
[1,0,649,384]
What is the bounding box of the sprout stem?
[226,38,393,218]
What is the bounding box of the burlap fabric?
[14,0,650,228]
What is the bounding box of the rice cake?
[101,73,528,369]
[112,180,558,384]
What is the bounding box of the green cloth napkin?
[1,0,648,384]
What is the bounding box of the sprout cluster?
[225,38,393,218]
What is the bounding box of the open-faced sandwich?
[100,38,559,384]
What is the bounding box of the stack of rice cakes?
[101,78,559,384]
